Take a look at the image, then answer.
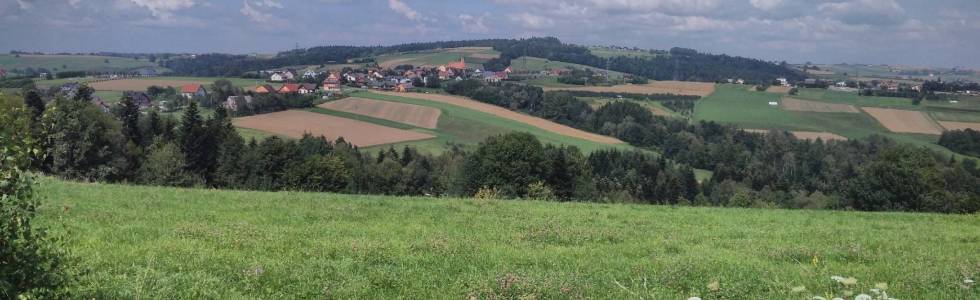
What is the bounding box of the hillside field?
[375,47,500,69]
[0,54,166,74]
[509,56,626,80]
[36,178,980,299]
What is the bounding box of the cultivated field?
[232,110,434,146]
[541,81,715,97]
[862,107,944,135]
[37,178,980,299]
[319,97,441,129]
[376,47,500,69]
[89,78,210,91]
[766,86,793,94]
[781,97,860,113]
[939,121,980,131]
[374,91,623,144]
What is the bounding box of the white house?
[302,70,320,78]
[270,72,286,82]
[776,78,789,86]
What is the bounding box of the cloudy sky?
[2,0,978,68]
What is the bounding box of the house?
[180,84,207,99]
[223,96,253,111]
[255,84,277,94]
[447,56,466,70]
[282,69,297,80]
[322,80,342,92]
[270,72,286,82]
[736,79,745,85]
[298,83,319,94]
[278,83,300,94]
[123,91,153,108]
[484,71,507,83]
[302,70,320,79]
[836,81,847,88]
[776,78,789,86]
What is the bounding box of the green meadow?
[374,47,500,68]
[509,56,626,80]
[36,178,980,299]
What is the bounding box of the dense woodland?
[162,37,803,83]
[444,80,980,213]
[939,129,980,157]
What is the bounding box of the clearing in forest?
[781,97,860,113]
[373,91,623,145]
[232,110,434,147]
[541,81,715,97]
[862,107,944,135]
[319,97,441,129]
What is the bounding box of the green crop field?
[693,85,967,156]
[35,178,980,299]
[307,91,633,154]
[0,54,167,74]
[375,47,500,69]
[509,56,626,80]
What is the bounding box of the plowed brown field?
[862,107,943,135]
[939,121,980,131]
[233,110,434,147]
[319,97,441,129]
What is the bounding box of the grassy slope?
[36,178,980,299]
[588,47,662,59]
[312,91,634,154]
[34,76,262,90]
[0,54,166,74]
[509,56,626,80]
[375,48,500,69]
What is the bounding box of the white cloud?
[127,0,195,18]
[388,0,429,22]
[818,0,906,25]
[241,0,276,23]
[458,13,491,33]
[511,12,553,29]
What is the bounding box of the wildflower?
[687,297,702,300]
[841,277,858,285]
[811,297,827,300]
[792,285,807,293]
[831,275,845,283]
[870,288,880,294]
[854,294,872,300]
[875,282,888,290]
[965,279,975,285]
[707,281,720,292]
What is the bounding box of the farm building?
[180,84,207,99]
[299,83,319,94]
[123,91,153,108]
[278,83,300,94]
[255,84,277,94]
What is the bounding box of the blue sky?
[2,0,978,68]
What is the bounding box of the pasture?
[375,47,500,69]
[0,54,166,74]
[318,97,441,129]
[509,56,627,80]
[36,178,980,299]
[232,110,434,147]
[541,81,715,97]
[781,97,860,113]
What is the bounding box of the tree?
[41,99,127,181]
[23,88,45,123]
[178,101,210,180]
[462,132,548,198]
[284,155,350,192]
[139,141,202,187]
[1,96,73,298]
[118,94,142,145]
[71,84,94,102]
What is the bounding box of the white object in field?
[768,101,778,106]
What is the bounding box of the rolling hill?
[36,178,980,299]
[0,54,167,75]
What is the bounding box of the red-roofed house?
[447,57,466,70]
[278,83,300,94]
[180,84,207,99]
[254,84,277,94]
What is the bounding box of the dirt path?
[862,107,944,135]
[374,91,623,144]
[319,97,441,129]
[233,110,434,147]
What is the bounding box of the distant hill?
[161,37,803,83]
[0,54,168,76]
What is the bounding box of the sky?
[1,0,978,68]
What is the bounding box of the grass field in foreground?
[36,178,980,299]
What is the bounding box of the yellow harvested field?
[541,81,715,97]
[766,86,792,93]
[862,107,944,135]
[319,97,441,129]
[781,98,860,113]
[938,121,980,131]
[744,129,847,141]
[374,91,623,144]
[232,110,434,147]
[89,79,208,91]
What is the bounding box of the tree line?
[939,129,980,157]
